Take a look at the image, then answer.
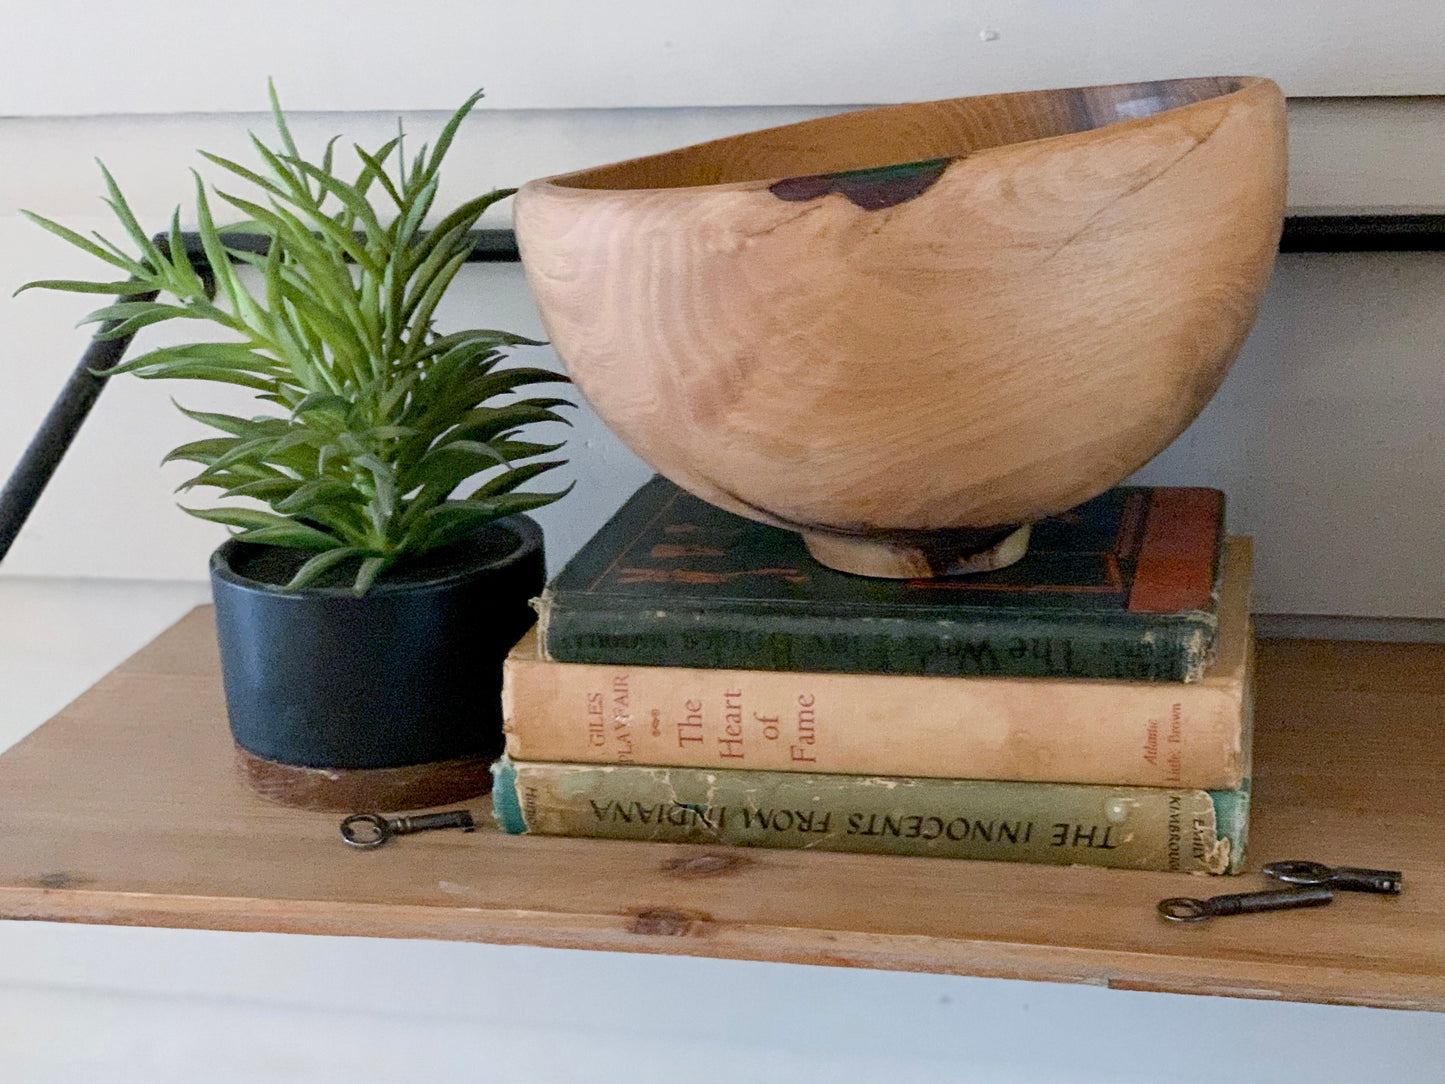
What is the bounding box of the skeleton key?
[1263,860,1403,894]
[339,810,476,848]
[1158,885,1335,922]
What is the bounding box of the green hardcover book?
[537,477,1226,681]
[492,756,1251,874]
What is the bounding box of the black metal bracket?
[1,218,1439,565]
[1279,213,1445,252]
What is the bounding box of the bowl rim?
[527,75,1278,198]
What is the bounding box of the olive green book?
[491,757,1250,874]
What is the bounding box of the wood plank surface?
[0,608,1439,1011]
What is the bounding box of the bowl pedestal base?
[801,523,1032,579]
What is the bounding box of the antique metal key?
[340,810,476,848]
[1263,860,1404,894]
[1158,885,1335,922]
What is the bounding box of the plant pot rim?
[209,513,544,599]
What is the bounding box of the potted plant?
[18,87,572,811]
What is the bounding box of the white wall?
[4,1,1442,115]
[2,99,1442,615]
[0,919,1440,1084]
[1,5,1442,1081]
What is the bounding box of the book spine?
[502,652,1247,788]
[539,603,1214,682]
[492,757,1246,874]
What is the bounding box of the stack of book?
[493,477,1254,874]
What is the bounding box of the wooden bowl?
[514,77,1286,577]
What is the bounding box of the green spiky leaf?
[19,84,574,594]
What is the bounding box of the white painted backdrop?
[5,1,1444,113]
[3,101,1442,615]
[1,4,1442,1081]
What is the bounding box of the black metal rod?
[0,291,156,563]
[1280,213,1445,253]
[203,218,1444,259]
[197,227,521,263]
[0,215,1438,566]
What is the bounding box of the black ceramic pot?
[209,515,545,810]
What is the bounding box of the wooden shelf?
[0,608,1439,1011]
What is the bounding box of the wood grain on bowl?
[514,78,1286,577]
